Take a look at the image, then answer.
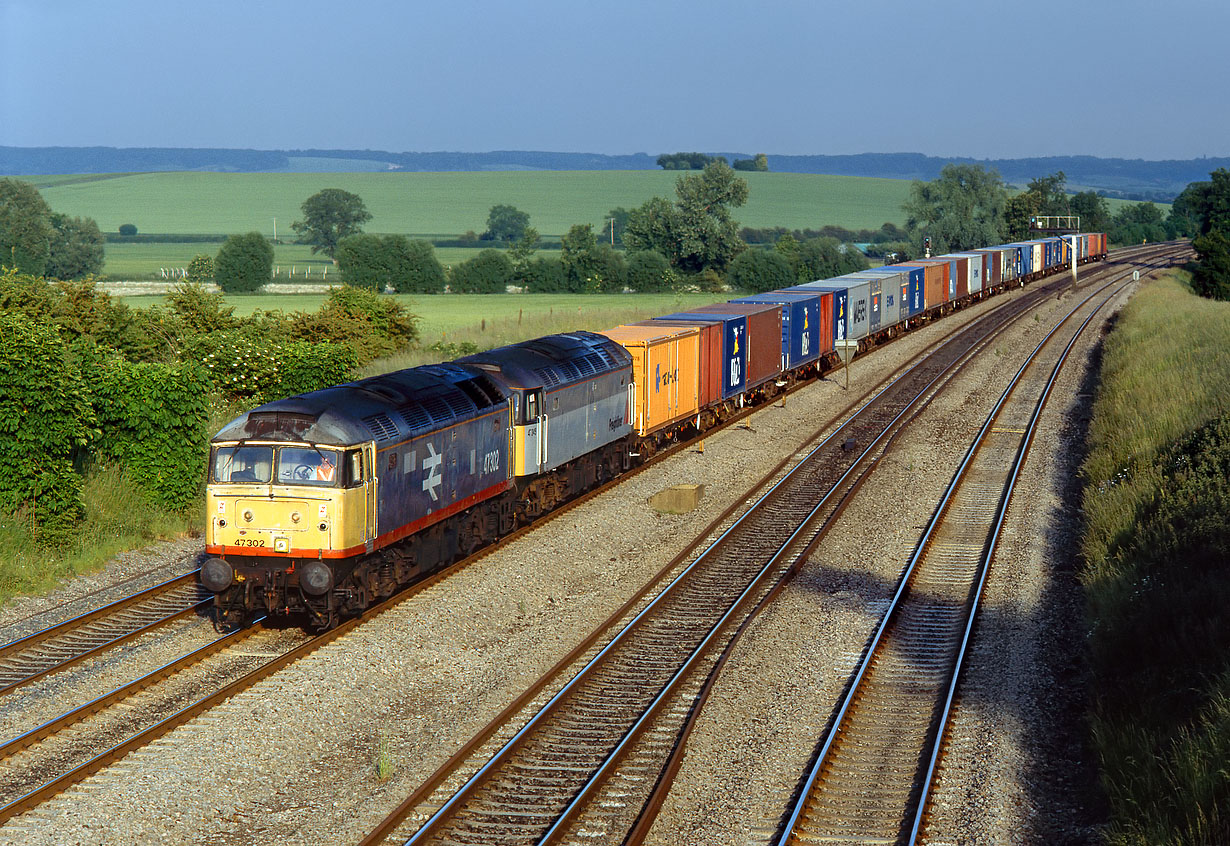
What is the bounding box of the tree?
[1003,171,1070,238]
[336,233,445,294]
[0,178,54,275]
[214,232,273,293]
[1026,172,1071,216]
[508,226,541,268]
[45,213,105,280]
[560,224,625,292]
[791,237,868,282]
[625,161,749,276]
[118,223,137,236]
[482,204,531,243]
[601,208,630,246]
[1192,230,1230,300]
[1070,191,1111,233]
[449,249,513,293]
[903,163,1008,255]
[625,250,671,292]
[623,196,677,258]
[1109,202,1167,245]
[733,153,769,172]
[656,152,719,170]
[291,189,372,259]
[727,249,794,293]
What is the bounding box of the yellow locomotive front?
[202,440,377,626]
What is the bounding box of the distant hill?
[3,146,1226,202]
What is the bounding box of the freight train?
[201,233,1106,628]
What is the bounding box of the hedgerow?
[88,355,212,510]
[196,334,357,403]
[0,311,95,543]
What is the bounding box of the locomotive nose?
[200,557,234,592]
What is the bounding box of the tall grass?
[0,465,199,606]
[1081,274,1230,566]
[1079,271,1230,844]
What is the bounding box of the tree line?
[224,162,865,296]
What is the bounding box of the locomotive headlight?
[217,518,227,528]
[290,511,301,524]
[200,557,234,593]
[318,521,328,532]
[242,509,254,523]
[299,560,333,595]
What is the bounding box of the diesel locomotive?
[202,234,1107,628]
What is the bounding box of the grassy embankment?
[1079,271,1230,843]
[0,291,716,606]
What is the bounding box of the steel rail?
[361,244,1135,846]
[774,253,1183,845]
[0,571,208,696]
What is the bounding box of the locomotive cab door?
[363,442,377,551]
[526,389,548,473]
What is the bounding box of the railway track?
[773,248,1189,846]
[354,246,1178,846]
[0,243,1176,838]
[0,571,209,696]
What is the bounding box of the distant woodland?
[3,146,1225,202]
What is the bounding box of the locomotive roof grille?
[398,403,433,431]
[536,368,562,389]
[363,412,400,441]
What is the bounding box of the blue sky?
[2,0,1227,160]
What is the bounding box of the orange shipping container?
[598,324,701,437]
[638,318,723,408]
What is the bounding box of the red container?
[689,302,784,390]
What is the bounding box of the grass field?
[118,290,720,341]
[39,170,915,241]
[102,240,557,279]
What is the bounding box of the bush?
[118,223,138,236]
[214,232,273,293]
[336,234,445,294]
[0,311,94,542]
[89,355,211,510]
[292,284,418,364]
[519,256,567,293]
[185,254,214,285]
[195,333,357,403]
[727,249,795,293]
[449,249,513,293]
[625,250,671,292]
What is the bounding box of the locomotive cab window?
[344,449,364,488]
[524,391,539,422]
[275,446,340,486]
[212,445,273,484]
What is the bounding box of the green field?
[103,240,557,279]
[38,170,914,241]
[118,290,719,341]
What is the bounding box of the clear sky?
[2,0,1227,160]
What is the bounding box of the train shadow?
[769,332,1111,844]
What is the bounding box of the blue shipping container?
[654,311,748,398]
[730,290,825,371]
